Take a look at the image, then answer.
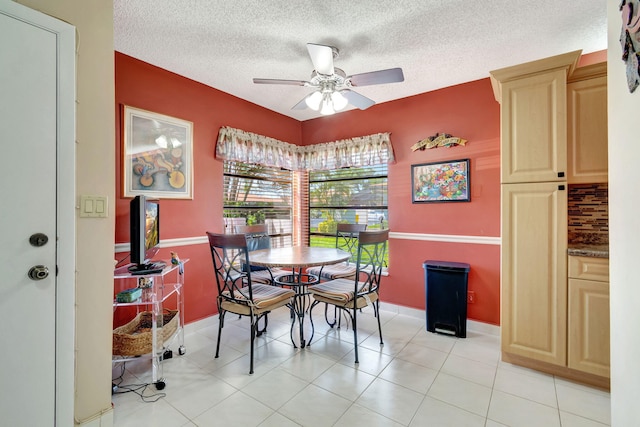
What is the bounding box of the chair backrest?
[336,223,367,262]
[234,224,270,271]
[354,229,389,296]
[206,232,255,303]
[235,224,267,235]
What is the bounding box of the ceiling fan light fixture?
[331,90,348,111]
[320,92,335,115]
[305,90,323,110]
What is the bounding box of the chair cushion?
[249,267,288,284]
[307,263,357,280]
[308,278,359,302]
[221,283,294,309]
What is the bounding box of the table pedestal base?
[274,271,319,348]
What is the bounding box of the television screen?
[144,200,159,257]
[129,195,160,270]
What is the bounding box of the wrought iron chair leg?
[215,309,226,358]
[323,303,337,328]
[352,306,359,364]
[256,312,269,336]
[375,300,384,346]
[249,314,256,374]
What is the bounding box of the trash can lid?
[423,260,470,271]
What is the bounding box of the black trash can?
[423,260,470,338]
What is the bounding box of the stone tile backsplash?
[568,183,608,245]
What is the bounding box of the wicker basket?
[112,310,179,356]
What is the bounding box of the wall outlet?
[467,291,476,304]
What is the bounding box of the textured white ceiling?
[114,0,607,122]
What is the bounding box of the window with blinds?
[223,161,293,248]
[308,164,388,252]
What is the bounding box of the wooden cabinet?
[491,51,578,366]
[568,256,610,377]
[501,182,568,365]
[490,51,580,184]
[567,63,608,183]
[491,52,609,388]
[498,69,568,184]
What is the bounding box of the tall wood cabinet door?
[567,75,608,183]
[501,182,568,365]
[568,278,610,377]
[501,69,567,184]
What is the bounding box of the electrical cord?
[111,361,166,403]
[114,253,131,268]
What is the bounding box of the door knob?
[28,265,49,280]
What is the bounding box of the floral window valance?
[216,126,395,171]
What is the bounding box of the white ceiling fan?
[253,43,404,115]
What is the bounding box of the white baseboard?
[75,407,113,427]
[185,302,500,337]
[379,302,500,336]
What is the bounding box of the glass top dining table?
[249,246,351,348]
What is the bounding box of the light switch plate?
[80,195,108,218]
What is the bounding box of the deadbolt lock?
[29,233,49,247]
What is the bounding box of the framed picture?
[123,106,193,199]
[411,158,470,203]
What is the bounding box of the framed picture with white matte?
[122,105,193,199]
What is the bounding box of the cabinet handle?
[558,172,565,178]
[558,185,565,190]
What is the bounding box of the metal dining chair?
[307,229,389,364]
[307,223,367,281]
[235,224,287,285]
[206,232,295,374]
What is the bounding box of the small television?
[128,195,162,274]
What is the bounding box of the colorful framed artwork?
[411,158,470,203]
[123,106,193,199]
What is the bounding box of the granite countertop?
[567,243,609,258]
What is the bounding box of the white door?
[0,2,75,425]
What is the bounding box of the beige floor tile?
[193,391,274,426]
[378,358,438,394]
[560,411,610,427]
[410,396,485,427]
[313,362,377,401]
[410,330,457,353]
[278,384,352,427]
[488,390,561,427]
[556,381,611,425]
[493,366,558,407]
[440,353,497,388]
[162,374,237,419]
[427,372,492,416]
[334,403,404,427]
[243,367,309,409]
[356,377,424,425]
[396,342,449,370]
[338,345,394,376]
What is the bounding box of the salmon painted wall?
[114,52,301,325]
[301,79,502,324]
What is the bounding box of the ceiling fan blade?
[292,95,309,110]
[253,78,307,86]
[348,67,404,87]
[342,90,376,110]
[307,43,334,76]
